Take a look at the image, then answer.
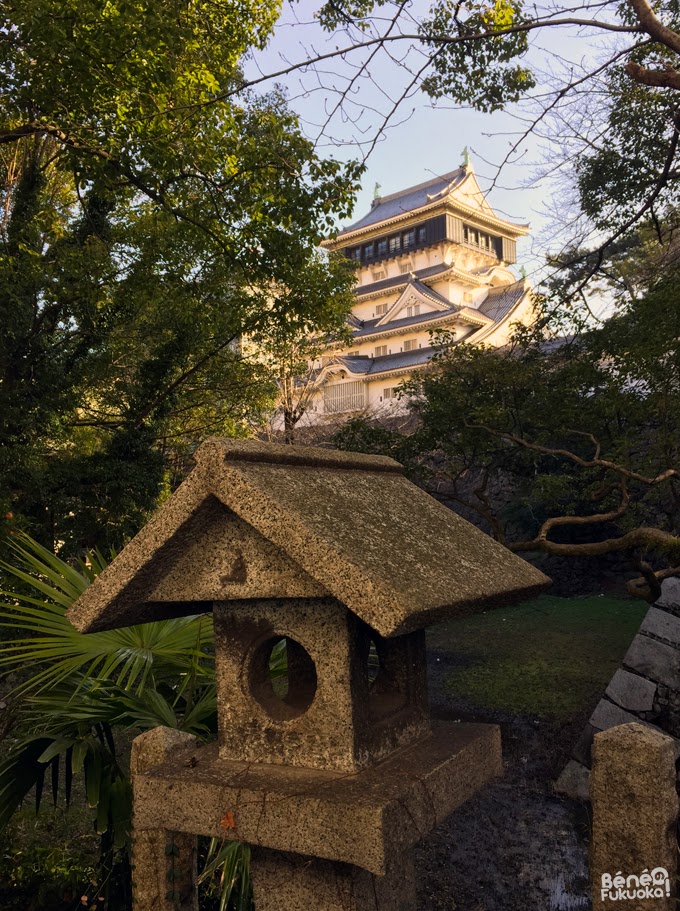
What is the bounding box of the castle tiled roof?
[410,279,452,307]
[354,263,455,298]
[339,170,466,235]
[328,280,530,380]
[337,346,437,377]
[478,280,526,322]
[351,306,459,339]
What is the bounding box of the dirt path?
[415,648,592,910]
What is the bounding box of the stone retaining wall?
[556,578,680,801]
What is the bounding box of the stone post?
[130,727,199,911]
[249,848,416,911]
[591,722,678,910]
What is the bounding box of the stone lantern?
[67,439,549,911]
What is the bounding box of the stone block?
[132,721,502,877]
[657,577,680,610]
[640,608,680,648]
[590,699,640,732]
[623,635,680,691]
[605,669,657,713]
[250,849,416,911]
[131,726,198,776]
[131,728,199,911]
[591,723,678,910]
[553,760,590,801]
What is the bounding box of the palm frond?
[0,533,214,695]
[198,839,252,911]
[21,676,214,735]
[0,533,248,908]
[0,729,124,832]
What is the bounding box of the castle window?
[349,247,361,261]
[363,243,374,259]
[375,303,388,316]
[417,226,427,244]
[403,230,415,247]
[374,345,388,357]
[377,240,388,256]
[383,387,397,400]
[403,339,418,352]
[372,270,385,281]
[323,380,365,414]
[463,225,495,252]
[388,235,401,253]
[406,304,420,317]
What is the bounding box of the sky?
[243,1,631,290]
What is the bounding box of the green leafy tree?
[0,140,263,552]
[0,0,363,551]
[251,251,356,443]
[0,0,360,271]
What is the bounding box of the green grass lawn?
[428,594,648,720]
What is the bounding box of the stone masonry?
[556,578,680,801]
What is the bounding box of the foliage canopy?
[0,0,362,551]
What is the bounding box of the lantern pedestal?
[131,722,501,910]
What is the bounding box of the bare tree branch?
[465,422,678,486]
[511,524,679,557]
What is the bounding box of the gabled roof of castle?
[478,280,527,322]
[355,263,454,298]
[351,306,459,339]
[67,440,549,638]
[340,170,466,235]
[410,279,452,307]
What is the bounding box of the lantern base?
[132,721,501,878]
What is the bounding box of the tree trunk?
[284,410,296,445]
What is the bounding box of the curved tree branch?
[626,0,680,56]
[511,525,680,558]
[465,422,678,486]
[627,562,680,600]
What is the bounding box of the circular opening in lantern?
[248,636,317,722]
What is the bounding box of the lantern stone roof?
[67,439,549,638]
